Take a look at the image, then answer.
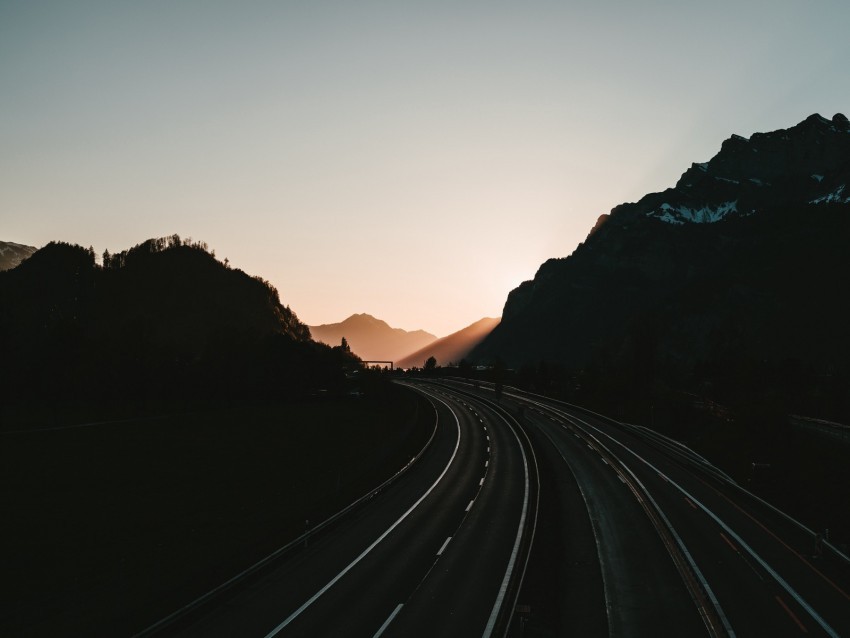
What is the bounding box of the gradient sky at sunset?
[2,1,848,336]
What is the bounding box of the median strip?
[533,400,733,638]
[562,408,838,638]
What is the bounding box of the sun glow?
[3,1,848,336]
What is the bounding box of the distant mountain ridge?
[396,317,499,369]
[0,241,37,271]
[473,113,850,391]
[310,313,437,362]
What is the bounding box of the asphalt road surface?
[138,377,849,637]
[443,379,850,637]
[139,381,536,637]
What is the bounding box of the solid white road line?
[263,391,462,638]
[373,604,403,638]
[482,406,531,638]
[571,416,735,638]
[560,406,836,638]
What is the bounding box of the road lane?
[384,387,535,637]
[270,385,488,637]
[143,387,458,636]
[476,381,850,637]
[143,381,534,637]
[555,407,849,637]
[528,410,709,636]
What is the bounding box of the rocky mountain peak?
[474,112,850,372]
[632,113,850,226]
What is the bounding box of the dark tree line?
[0,237,360,413]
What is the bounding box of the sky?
[2,1,848,336]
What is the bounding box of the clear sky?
[2,1,848,336]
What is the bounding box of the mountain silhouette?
[471,113,850,420]
[310,313,437,362]
[396,317,499,369]
[0,236,357,408]
[0,240,37,271]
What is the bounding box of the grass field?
[1,383,432,636]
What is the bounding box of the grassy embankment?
[682,410,850,551]
[593,391,850,550]
[1,381,431,637]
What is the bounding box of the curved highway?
[136,381,536,637]
[442,379,850,637]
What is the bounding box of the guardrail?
[789,414,850,446]
[133,386,440,637]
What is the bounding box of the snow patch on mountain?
[647,201,738,225]
[810,185,849,204]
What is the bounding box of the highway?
[136,382,536,637]
[134,377,850,637]
[442,379,850,637]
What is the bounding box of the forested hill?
[0,236,358,408]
